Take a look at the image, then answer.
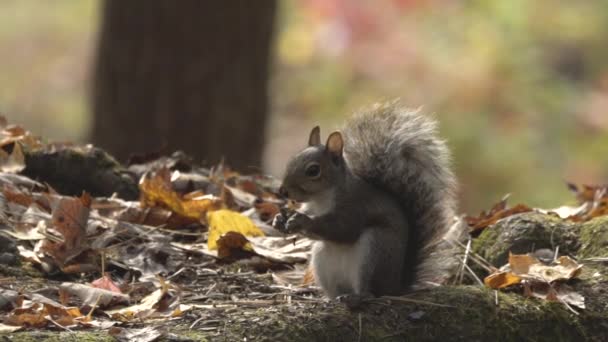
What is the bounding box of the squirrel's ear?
[325,131,343,158]
[308,126,321,146]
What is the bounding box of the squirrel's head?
[280,126,344,202]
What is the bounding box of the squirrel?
[272,101,458,306]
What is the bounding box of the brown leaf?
[91,273,123,294]
[60,282,129,308]
[0,142,25,173]
[217,231,253,259]
[565,183,608,221]
[483,271,522,289]
[465,197,532,235]
[253,200,280,222]
[3,186,34,207]
[484,252,584,290]
[51,192,91,249]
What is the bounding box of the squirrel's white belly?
[311,230,372,298]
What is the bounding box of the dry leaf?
[465,197,532,235]
[207,209,264,250]
[253,199,280,222]
[565,183,608,221]
[4,297,84,328]
[139,169,222,220]
[3,185,33,207]
[302,265,315,285]
[485,253,584,289]
[483,271,522,289]
[60,282,129,308]
[51,192,91,249]
[91,273,123,293]
[0,289,19,309]
[527,283,586,309]
[248,235,312,264]
[216,231,253,259]
[106,280,186,321]
[509,254,583,283]
[109,326,164,342]
[0,143,25,173]
[0,323,21,333]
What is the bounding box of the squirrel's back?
[342,101,458,288]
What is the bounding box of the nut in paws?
[272,213,288,232]
[285,212,312,234]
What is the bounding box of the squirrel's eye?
[305,163,321,178]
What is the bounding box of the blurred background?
[1,0,607,213]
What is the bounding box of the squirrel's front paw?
[272,212,288,232]
[285,212,312,234]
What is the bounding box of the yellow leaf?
[207,210,264,250]
[139,170,221,220]
[484,271,522,289]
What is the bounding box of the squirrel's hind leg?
[354,227,405,297]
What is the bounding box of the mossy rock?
[473,212,583,266]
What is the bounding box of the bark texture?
[91,0,276,170]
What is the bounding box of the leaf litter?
[0,116,605,335]
[0,116,319,334]
[462,182,608,313]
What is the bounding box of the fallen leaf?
[4,296,84,329]
[3,185,34,207]
[59,282,129,307]
[253,199,280,222]
[51,192,91,249]
[0,323,21,333]
[216,231,253,258]
[527,283,586,309]
[109,326,165,342]
[0,142,25,173]
[105,279,186,321]
[0,289,19,309]
[36,193,92,267]
[248,235,312,264]
[207,209,264,250]
[510,254,583,283]
[91,273,123,293]
[483,271,522,289]
[485,253,584,290]
[465,196,532,235]
[564,183,608,221]
[139,169,222,220]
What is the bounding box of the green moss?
[472,212,580,267]
[578,216,608,259]
[0,263,44,278]
[4,331,113,342]
[165,329,209,341]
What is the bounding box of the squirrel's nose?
[279,186,288,198]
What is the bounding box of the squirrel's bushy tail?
[343,101,458,288]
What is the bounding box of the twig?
[458,237,472,284]
[449,238,495,272]
[189,316,206,329]
[45,316,73,332]
[86,294,103,320]
[584,257,608,262]
[464,263,484,287]
[378,296,455,308]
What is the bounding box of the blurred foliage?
[0,0,98,142]
[274,0,608,212]
[0,0,607,212]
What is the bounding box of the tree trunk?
[91,0,276,171]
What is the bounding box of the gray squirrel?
[272,101,458,305]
